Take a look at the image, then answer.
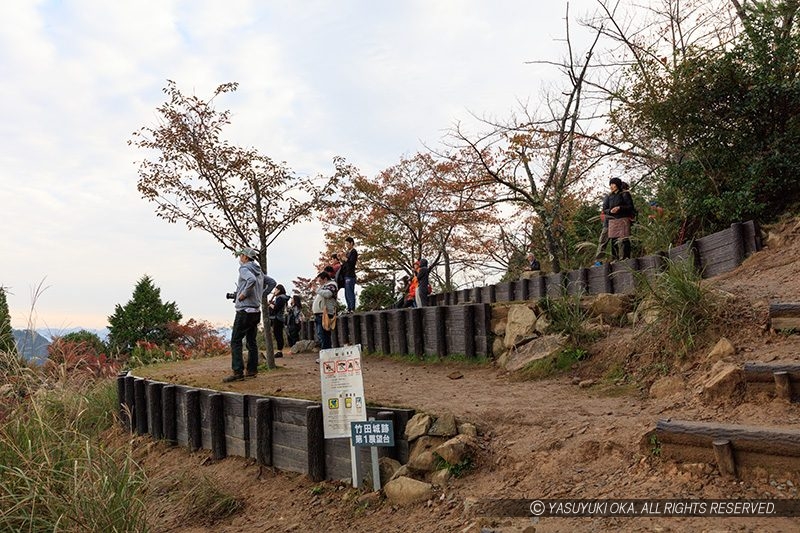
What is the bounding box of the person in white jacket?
[312,271,338,349]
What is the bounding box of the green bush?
[633,254,718,357]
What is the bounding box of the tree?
[587,0,800,232]
[357,281,396,311]
[130,81,351,368]
[322,152,499,291]
[107,276,182,354]
[446,8,606,273]
[0,287,14,354]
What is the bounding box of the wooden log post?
[256,398,273,466]
[530,275,545,299]
[395,310,408,355]
[775,371,792,402]
[352,315,362,347]
[116,374,127,428]
[378,312,390,355]
[124,375,136,432]
[134,378,148,435]
[730,222,746,266]
[306,405,325,482]
[471,287,483,304]
[518,279,529,301]
[364,313,376,354]
[486,284,496,304]
[463,304,476,359]
[410,308,425,357]
[713,439,737,478]
[209,393,226,460]
[162,385,177,445]
[340,315,351,345]
[377,411,397,460]
[434,306,447,358]
[147,382,163,440]
[186,389,202,452]
[769,303,800,331]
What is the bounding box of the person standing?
[526,253,541,271]
[268,284,291,358]
[224,247,274,383]
[602,178,634,261]
[415,258,435,308]
[312,271,338,350]
[285,295,303,348]
[342,237,358,313]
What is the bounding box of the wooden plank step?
[743,361,800,401]
[769,303,800,331]
[653,419,800,480]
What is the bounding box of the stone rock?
[649,375,685,399]
[290,339,316,354]
[429,412,458,438]
[447,371,464,380]
[379,457,401,485]
[430,468,452,487]
[383,476,433,505]
[405,413,433,442]
[533,313,551,335]
[707,337,735,361]
[491,318,507,336]
[492,337,506,358]
[407,450,439,472]
[357,491,382,506]
[410,435,448,461]
[765,230,784,249]
[700,361,744,403]
[458,422,478,438]
[578,379,595,389]
[492,305,510,321]
[588,293,632,321]
[504,305,537,348]
[435,433,477,465]
[390,464,410,481]
[503,334,567,372]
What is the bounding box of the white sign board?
[319,344,366,438]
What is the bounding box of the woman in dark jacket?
[268,284,291,358]
[602,177,634,260]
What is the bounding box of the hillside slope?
[130,219,800,533]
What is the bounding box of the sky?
[1,0,601,332]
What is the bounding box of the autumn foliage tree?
[130,81,351,368]
[321,152,499,291]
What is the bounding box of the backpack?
[286,307,300,333]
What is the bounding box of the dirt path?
[132,220,800,532]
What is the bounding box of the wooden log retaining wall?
[298,221,761,359]
[743,362,800,401]
[117,373,414,481]
[654,419,800,479]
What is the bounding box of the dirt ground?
[131,218,800,533]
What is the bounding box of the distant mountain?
[37,327,109,342]
[12,329,51,365]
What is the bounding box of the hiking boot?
[245,371,258,379]
[274,352,283,358]
[222,373,244,383]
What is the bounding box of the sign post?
[319,344,368,485]
[350,419,395,490]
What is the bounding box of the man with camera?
[223,247,276,383]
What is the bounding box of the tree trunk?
[543,223,561,273]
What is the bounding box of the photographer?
[223,247,276,383]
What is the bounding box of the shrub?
[633,254,719,358]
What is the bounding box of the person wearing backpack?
[312,271,338,349]
[268,284,291,358]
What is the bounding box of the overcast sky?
[1,0,601,331]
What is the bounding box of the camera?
[225,292,236,300]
